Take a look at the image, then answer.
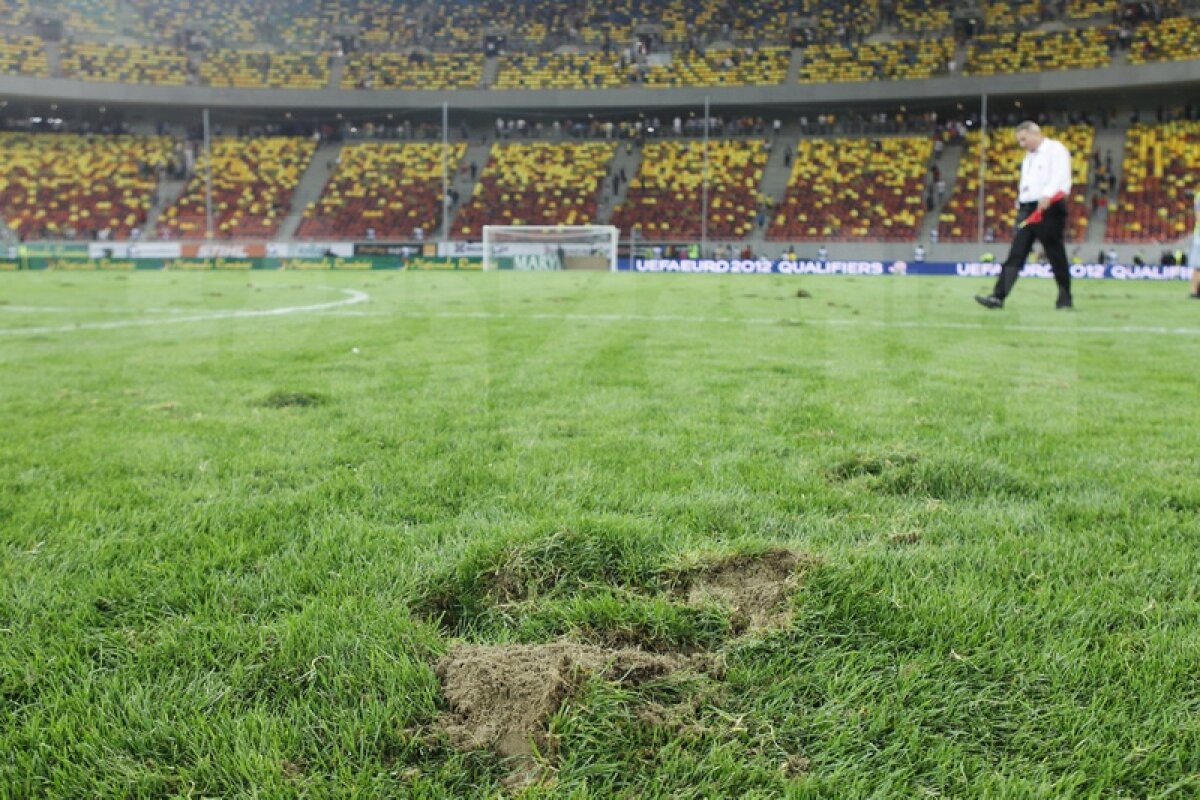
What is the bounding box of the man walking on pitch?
[1190,191,1200,299]
[976,121,1074,310]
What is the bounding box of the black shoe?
[975,294,1003,309]
[1190,293,1200,300]
[1056,297,1074,309]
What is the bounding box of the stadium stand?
[1107,121,1200,243]
[1129,16,1200,64]
[352,3,427,49]
[475,0,576,46]
[452,142,615,239]
[378,0,614,50]
[341,52,483,90]
[797,38,954,82]
[417,0,797,48]
[965,28,1111,75]
[157,137,317,239]
[54,0,123,34]
[653,0,793,43]
[7,0,124,34]
[768,136,932,241]
[417,1,494,48]
[0,0,32,27]
[937,125,1095,243]
[894,0,952,33]
[200,50,330,89]
[494,53,625,90]
[983,0,1040,31]
[269,1,327,48]
[127,0,262,45]
[796,0,879,41]
[198,50,271,88]
[0,34,49,78]
[297,142,466,240]
[264,53,330,89]
[712,0,793,42]
[140,0,802,53]
[641,47,790,88]
[495,47,788,91]
[0,132,173,240]
[1065,0,1119,20]
[610,139,767,240]
[60,43,189,86]
[12,0,1200,257]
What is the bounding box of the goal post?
[481,225,619,272]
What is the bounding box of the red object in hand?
[1019,191,1068,227]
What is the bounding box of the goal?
[481,225,619,272]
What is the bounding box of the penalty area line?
[0,288,370,337]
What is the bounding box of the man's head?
[1015,120,1044,153]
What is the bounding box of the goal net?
[481,225,619,272]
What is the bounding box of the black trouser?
[993,200,1070,300]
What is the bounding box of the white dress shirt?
[1190,192,1200,268]
[1018,137,1072,203]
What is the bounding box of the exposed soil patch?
[673,548,813,633]
[435,643,695,760]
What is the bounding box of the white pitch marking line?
[392,309,1200,337]
[0,288,369,337]
[310,310,383,317]
[1,305,197,314]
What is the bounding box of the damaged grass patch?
[505,592,733,654]
[828,449,921,481]
[829,449,1034,501]
[412,525,673,635]
[669,547,816,634]
[259,390,325,409]
[427,544,813,778]
[435,642,703,760]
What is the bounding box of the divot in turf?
[435,643,697,759]
[671,547,816,633]
[430,547,813,774]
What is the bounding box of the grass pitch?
[2,270,1199,798]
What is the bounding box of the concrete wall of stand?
[2,60,1198,113]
